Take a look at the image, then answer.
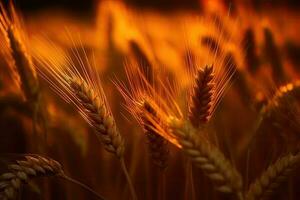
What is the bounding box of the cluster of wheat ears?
[0,1,299,200]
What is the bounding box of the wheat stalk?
[246,152,300,200]
[188,65,214,127]
[168,117,243,199]
[34,39,137,199]
[185,46,235,129]
[68,77,138,199]
[0,155,104,200]
[68,76,125,158]
[141,100,169,169]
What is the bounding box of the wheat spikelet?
[188,65,214,127]
[141,100,169,169]
[0,2,39,102]
[0,155,63,199]
[68,76,125,158]
[168,117,243,198]
[246,152,300,200]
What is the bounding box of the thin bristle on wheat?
[168,117,243,198]
[141,100,169,169]
[246,152,300,200]
[115,61,182,147]
[68,76,125,158]
[0,155,63,200]
[33,37,124,157]
[188,65,214,127]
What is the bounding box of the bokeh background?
[0,0,300,199]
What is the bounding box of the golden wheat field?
[0,0,300,199]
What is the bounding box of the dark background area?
[10,0,300,15]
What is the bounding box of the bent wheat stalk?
[0,155,104,200]
[68,77,125,158]
[68,77,137,200]
[168,117,243,199]
[34,40,137,200]
[246,152,300,200]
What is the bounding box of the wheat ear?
[0,2,39,102]
[188,65,214,127]
[262,81,300,117]
[6,26,39,102]
[245,81,300,155]
[68,76,125,158]
[141,100,169,170]
[246,152,300,200]
[0,155,104,200]
[68,77,137,200]
[168,117,243,199]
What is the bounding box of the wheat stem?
[184,161,196,200]
[60,174,105,200]
[159,170,166,200]
[120,158,137,200]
